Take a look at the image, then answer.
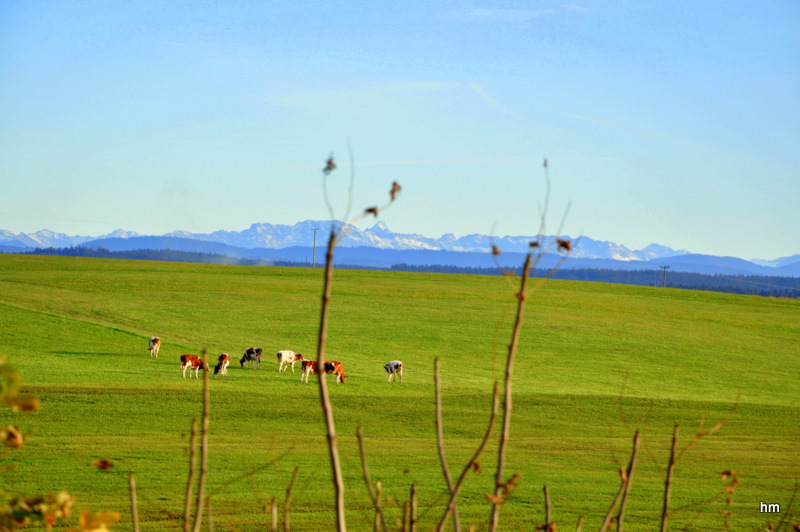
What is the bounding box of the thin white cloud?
[548,105,695,146]
[279,156,533,171]
[468,82,511,115]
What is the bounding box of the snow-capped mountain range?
[1,221,799,276]
[1,221,689,260]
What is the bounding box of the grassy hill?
[0,254,797,531]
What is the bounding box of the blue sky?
[1,1,798,260]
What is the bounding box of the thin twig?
[284,467,299,532]
[544,484,552,529]
[403,502,410,532]
[374,481,382,532]
[617,431,640,532]
[599,432,639,532]
[317,229,347,532]
[410,483,417,532]
[184,418,198,532]
[271,498,278,532]
[438,381,500,532]
[192,353,210,532]
[129,472,139,532]
[357,426,389,532]
[660,425,679,532]
[435,358,461,532]
[599,470,626,532]
[206,498,213,532]
[576,516,584,532]
[489,252,533,532]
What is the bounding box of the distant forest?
[17,246,800,299]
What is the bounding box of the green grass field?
[1,254,798,531]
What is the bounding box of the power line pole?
[660,265,670,288]
[312,227,319,268]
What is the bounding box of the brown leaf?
[390,181,401,200]
[365,207,379,217]
[5,394,41,413]
[491,245,501,255]
[80,509,120,531]
[92,459,114,470]
[1,425,24,449]
[529,241,540,248]
[720,470,733,480]
[471,461,482,474]
[323,155,336,175]
[484,493,502,504]
[556,238,571,252]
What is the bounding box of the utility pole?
[660,265,670,288]
[312,227,319,268]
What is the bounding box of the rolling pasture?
[1,254,798,531]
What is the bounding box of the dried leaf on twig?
[92,459,114,470]
[323,155,336,175]
[365,207,379,217]
[1,425,24,449]
[390,181,401,200]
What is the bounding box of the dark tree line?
[13,247,799,298]
[389,263,800,298]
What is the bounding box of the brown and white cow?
[240,347,262,369]
[214,353,230,376]
[300,360,318,383]
[324,360,347,383]
[180,354,206,379]
[277,350,304,373]
[149,337,161,358]
[384,360,403,383]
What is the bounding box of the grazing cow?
[277,350,304,373]
[149,337,161,358]
[300,359,318,383]
[384,360,403,383]
[214,353,230,376]
[324,360,347,383]
[240,347,262,369]
[180,354,205,379]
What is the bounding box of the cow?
[148,337,161,358]
[324,360,346,383]
[384,360,403,383]
[300,359,318,383]
[180,354,206,379]
[240,347,262,369]
[277,350,304,373]
[214,353,230,376]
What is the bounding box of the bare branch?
[191,352,211,532]
[660,425,679,532]
[543,484,552,529]
[435,358,461,532]
[129,473,139,532]
[438,381,500,532]
[316,230,347,532]
[489,252,533,531]
[183,418,198,532]
[410,483,417,532]
[599,432,639,532]
[284,467,299,532]
[617,431,640,532]
[357,425,389,532]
